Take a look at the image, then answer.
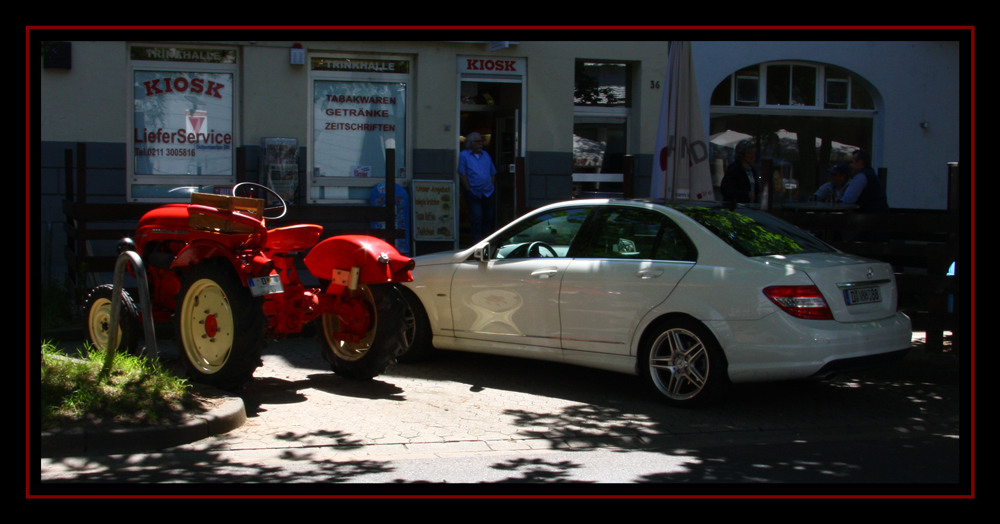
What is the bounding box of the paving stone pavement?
[165,331,962,459]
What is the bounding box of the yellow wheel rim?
[88,297,122,351]
[179,278,235,374]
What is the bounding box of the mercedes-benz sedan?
[399,200,911,406]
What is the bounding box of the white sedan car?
[399,199,912,406]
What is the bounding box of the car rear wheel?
[640,317,729,407]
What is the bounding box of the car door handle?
[635,269,664,279]
[531,268,559,279]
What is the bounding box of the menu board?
[411,180,456,241]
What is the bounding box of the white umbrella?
[650,41,714,202]
[710,129,753,150]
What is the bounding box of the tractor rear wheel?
[83,284,142,356]
[318,283,407,380]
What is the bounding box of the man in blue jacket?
[458,132,498,242]
[843,149,889,213]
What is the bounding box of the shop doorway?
[459,80,522,247]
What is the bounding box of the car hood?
[758,252,899,323]
[413,249,472,267]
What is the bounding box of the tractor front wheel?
[174,259,266,390]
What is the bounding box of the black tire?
[318,283,406,379]
[397,285,435,363]
[173,259,266,390]
[639,317,729,407]
[83,284,142,356]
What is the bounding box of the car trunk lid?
[759,253,898,322]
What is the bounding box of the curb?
[39,391,246,458]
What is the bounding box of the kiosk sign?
[133,71,234,177]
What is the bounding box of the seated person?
[809,163,850,203]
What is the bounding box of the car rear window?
[672,205,834,257]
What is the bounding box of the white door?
[450,207,593,351]
[560,206,697,355]
[451,257,571,349]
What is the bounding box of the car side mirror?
[474,242,490,263]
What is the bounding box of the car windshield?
[672,205,834,257]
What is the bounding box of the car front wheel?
[640,318,729,407]
[396,285,434,363]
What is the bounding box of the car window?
[673,205,834,257]
[493,207,592,259]
[578,207,697,261]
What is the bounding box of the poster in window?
[313,80,406,178]
[133,71,234,177]
[261,138,298,202]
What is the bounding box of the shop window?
[709,114,874,203]
[573,115,629,197]
[573,119,626,174]
[712,62,873,111]
[128,46,238,201]
[309,57,410,203]
[573,60,632,197]
[824,66,875,110]
[765,64,817,106]
[574,61,631,107]
[735,75,760,105]
[709,61,877,203]
[312,80,406,180]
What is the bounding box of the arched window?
[709,62,876,202]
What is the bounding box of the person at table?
[843,149,889,213]
[809,163,850,203]
[721,140,759,204]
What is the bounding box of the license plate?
[248,275,284,296]
[844,286,881,305]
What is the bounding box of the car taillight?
[763,285,834,320]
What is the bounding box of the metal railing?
[100,250,157,374]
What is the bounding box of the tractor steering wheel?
[233,182,287,220]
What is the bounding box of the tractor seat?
[264,224,323,254]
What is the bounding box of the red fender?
[303,235,414,293]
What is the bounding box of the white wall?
[40,41,129,143]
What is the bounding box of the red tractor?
[82,183,414,390]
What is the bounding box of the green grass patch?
[40,341,197,431]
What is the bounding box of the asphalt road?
[37,332,968,493]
